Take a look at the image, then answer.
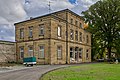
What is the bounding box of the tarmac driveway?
[0,65,69,80]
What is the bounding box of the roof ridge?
[14,9,83,25]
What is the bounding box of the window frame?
[86,49,89,59]
[80,23,83,28]
[79,32,82,42]
[38,45,45,59]
[20,47,24,59]
[20,28,24,39]
[79,48,83,59]
[70,29,74,40]
[86,35,89,43]
[57,26,62,37]
[75,30,78,41]
[39,24,44,36]
[29,26,33,38]
[28,46,33,57]
[75,20,78,26]
[57,46,62,60]
[70,18,73,24]
[70,47,74,58]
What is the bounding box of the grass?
[40,63,120,80]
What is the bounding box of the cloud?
[0,0,27,23]
[79,0,99,8]
[0,0,99,42]
[24,0,74,17]
[0,0,75,41]
[0,24,15,41]
[71,0,99,15]
[0,0,27,41]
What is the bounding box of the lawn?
[40,63,120,80]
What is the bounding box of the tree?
[82,0,120,59]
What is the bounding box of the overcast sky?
[0,0,99,42]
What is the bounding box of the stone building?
[0,40,15,63]
[15,9,91,64]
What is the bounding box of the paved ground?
[0,65,69,80]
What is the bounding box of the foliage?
[82,0,120,59]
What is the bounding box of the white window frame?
[70,29,74,40]
[79,48,83,59]
[20,28,24,39]
[29,27,33,38]
[39,24,44,36]
[39,45,45,59]
[80,23,83,28]
[75,20,78,26]
[86,49,89,59]
[75,31,78,41]
[57,46,62,59]
[57,26,61,37]
[70,18,73,24]
[70,47,74,58]
[86,35,89,43]
[79,32,82,42]
[28,46,33,57]
[20,47,24,59]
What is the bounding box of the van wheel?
[30,64,33,66]
[25,64,29,67]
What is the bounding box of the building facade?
[0,40,15,63]
[15,9,91,64]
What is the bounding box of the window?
[86,35,89,43]
[29,27,33,38]
[86,49,89,59]
[75,20,78,26]
[80,23,83,28]
[20,28,24,39]
[70,48,74,58]
[39,24,44,36]
[70,18,73,24]
[28,46,33,57]
[83,35,85,41]
[39,46,44,58]
[75,31,78,41]
[79,32,82,42]
[20,47,24,59]
[57,46,62,59]
[79,48,83,59]
[57,26,61,37]
[70,29,74,40]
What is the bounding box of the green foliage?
[40,63,120,80]
[82,0,120,59]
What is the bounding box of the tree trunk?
[107,46,112,59]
